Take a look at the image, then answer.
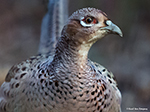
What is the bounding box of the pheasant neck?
[52,36,92,70]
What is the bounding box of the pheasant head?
[62,8,122,44]
[55,8,122,65]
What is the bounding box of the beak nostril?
[104,20,112,26]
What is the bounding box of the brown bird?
[0,7,122,112]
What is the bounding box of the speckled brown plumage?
[0,7,122,112]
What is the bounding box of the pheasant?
[0,6,122,112]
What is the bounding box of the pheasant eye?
[85,17,93,24]
[80,16,98,27]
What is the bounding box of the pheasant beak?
[101,20,123,37]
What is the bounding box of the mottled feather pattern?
[0,54,121,112]
[0,7,122,112]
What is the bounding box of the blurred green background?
[0,0,150,111]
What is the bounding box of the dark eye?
[85,17,93,24]
[80,16,98,27]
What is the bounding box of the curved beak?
[101,20,123,37]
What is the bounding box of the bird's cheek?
[74,32,89,44]
[88,30,107,43]
[98,29,109,37]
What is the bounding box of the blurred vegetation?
[0,0,150,111]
